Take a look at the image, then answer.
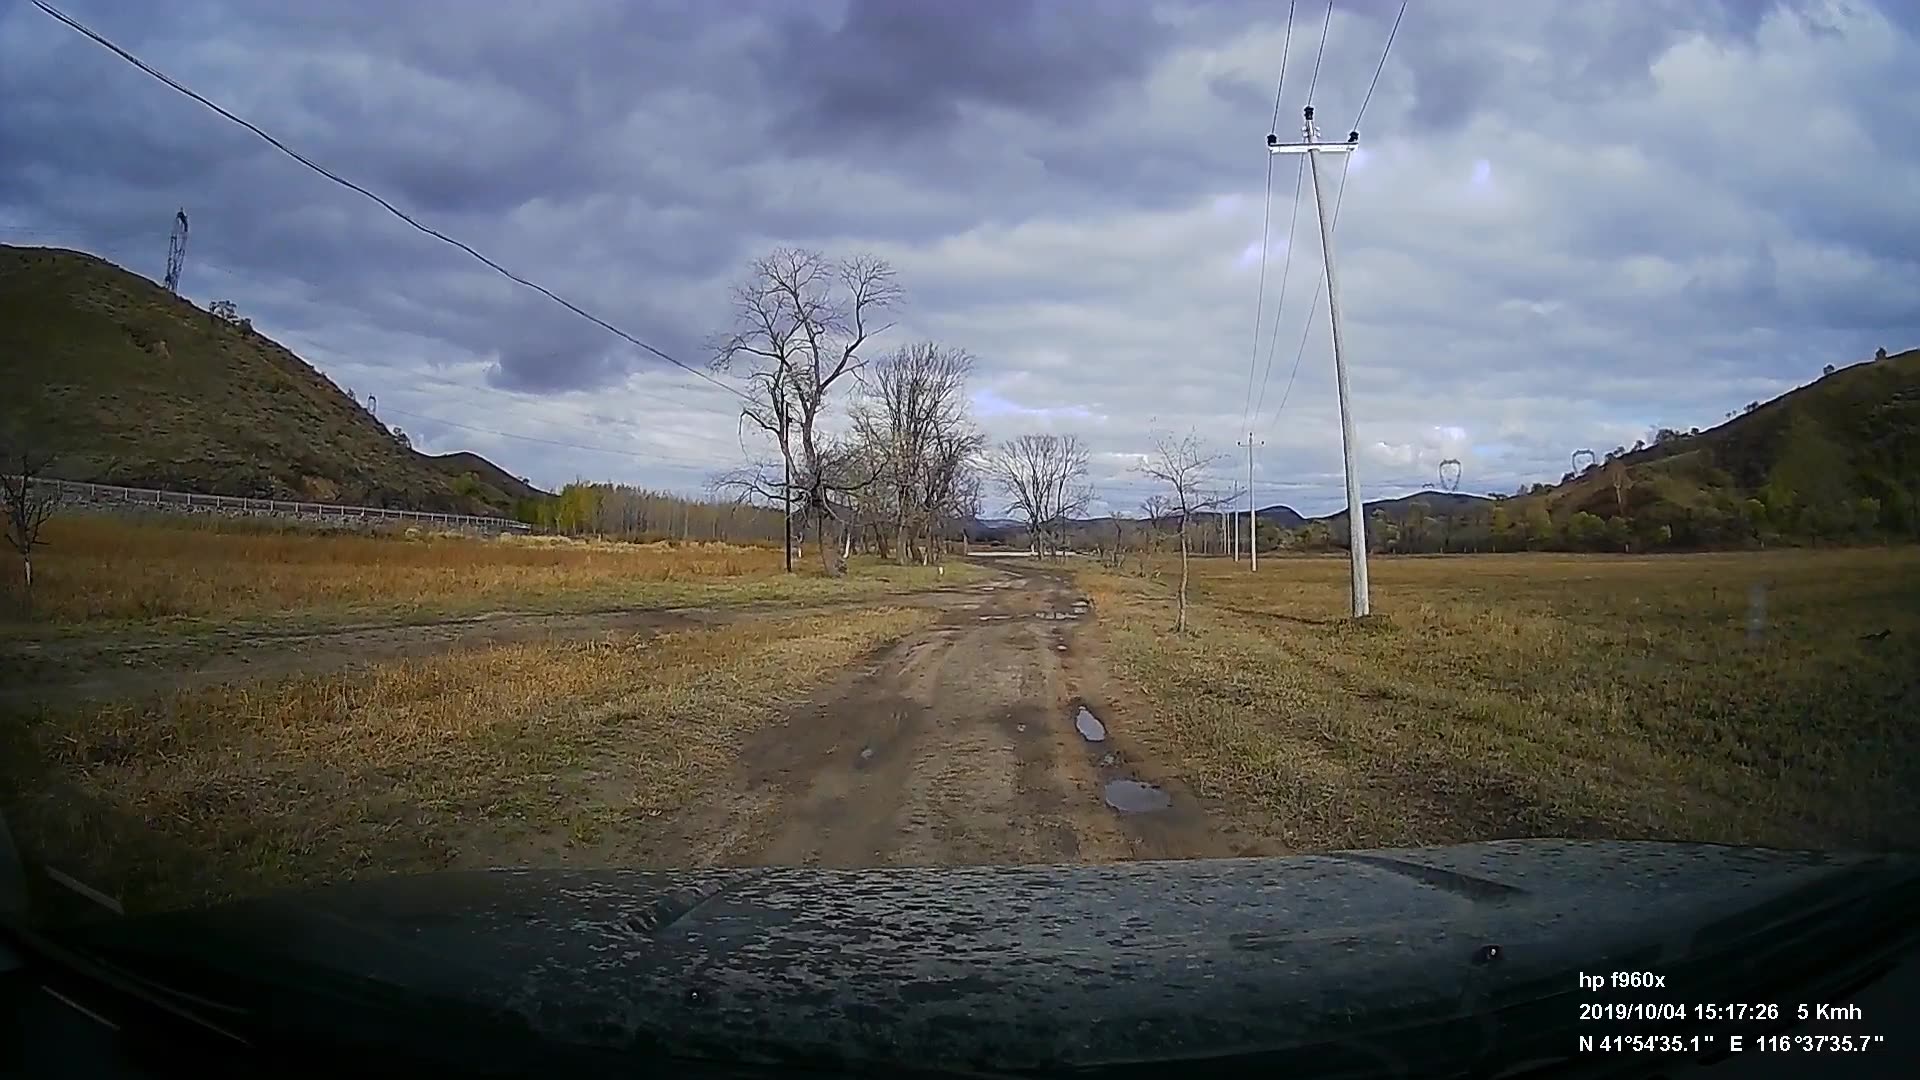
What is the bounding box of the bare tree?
[853,342,977,564]
[712,247,902,576]
[985,434,1091,556]
[1139,432,1239,633]
[1,428,61,606]
[921,427,984,563]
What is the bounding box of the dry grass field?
[1,515,981,631]
[0,605,935,913]
[1078,548,1920,853]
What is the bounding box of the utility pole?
[1239,432,1264,571]
[1269,106,1370,617]
[164,208,189,294]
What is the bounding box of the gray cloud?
[760,0,1174,147]
[3,0,1917,515]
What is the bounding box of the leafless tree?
[711,247,902,576]
[1135,493,1173,576]
[1,426,61,607]
[853,342,979,565]
[921,427,984,563]
[985,434,1091,556]
[1139,432,1240,633]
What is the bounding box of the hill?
[424,451,551,503]
[0,245,535,516]
[1315,491,1489,529]
[1257,504,1307,529]
[1495,347,1920,549]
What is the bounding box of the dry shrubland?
[3,515,971,626]
[1080,548,1920,853]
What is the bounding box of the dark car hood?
[56,841,1920,1075]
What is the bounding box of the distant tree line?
[512,484,789,545]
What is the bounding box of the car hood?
[58,840,1920,1075]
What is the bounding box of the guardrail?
[18,476,533,533]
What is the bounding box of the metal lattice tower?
[164,208,189,293]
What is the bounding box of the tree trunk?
[1176,525,1189,633]
[816,510,840,576]
[896,522,911,566]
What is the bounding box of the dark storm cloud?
[760,0,1175,146]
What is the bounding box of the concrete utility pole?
[1239,432,1264,571]
[1269,106,1370,617]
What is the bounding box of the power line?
[393,380,748,461]
[1250,156,1306,420]
[1267,1,1298,133]
[1305,0,1336,102]
[381,407,723,472]
[1241,1,1298,429]
[1263,2,1406,437]
[28,0,751,406]
[1264,156,1353,435]
[1355,1,1409,130]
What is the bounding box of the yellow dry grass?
[0,605,934,914]
[1079,549,1920,853]
[3,515,980,630]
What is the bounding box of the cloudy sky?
[4,0,1917,516]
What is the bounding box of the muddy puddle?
[1069,702,1173,816]
[1103,779,1171,813]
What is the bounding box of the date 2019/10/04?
[1578,1001,1865,1022]
[1574,972,1884,1053]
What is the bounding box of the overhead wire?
[394,382,761,477]
[1305,0,1336,99]
[1240,1,1297,430]
[1250,156,1306,420]
[1247,0,1332,430]
[27,0,751,406]
[1263,0,1408,439]
[1354,0,1409,130]
[380,408,723,472]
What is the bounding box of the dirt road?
[654,561,1245,868]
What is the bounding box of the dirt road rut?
[670,562,1234,867]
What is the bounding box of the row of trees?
[704,247,1105,573]
[514,482,789,544]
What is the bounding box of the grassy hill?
[1317,491,1489,530]
[0,245,543,516]
[1270,347,1918,553]
[1502,347,1920,548]
[424,451,550,503]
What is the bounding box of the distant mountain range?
[968,493,1483,537]
[969,344,1919,551]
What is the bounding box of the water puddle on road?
[1103,779,1171,814]
[1033,612,1078,621]
[1073,706,1106,742]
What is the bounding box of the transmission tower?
[164,208,189,293]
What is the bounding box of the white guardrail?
[22,476,533,533]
